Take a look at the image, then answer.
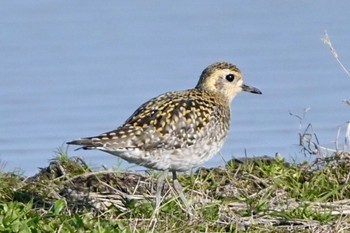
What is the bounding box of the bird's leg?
[150,170,168,228]
[172,171,193,217]
[153,170,168,216]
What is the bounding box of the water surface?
[1,1,350,175]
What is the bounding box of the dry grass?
[2,150,350,232]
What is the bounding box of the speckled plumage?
[67,62,262,172]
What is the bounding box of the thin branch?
[321,30,350,78]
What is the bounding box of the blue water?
[1,1,350,175]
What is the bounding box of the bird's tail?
[66,138,96,150]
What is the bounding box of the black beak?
[242,84,262,94]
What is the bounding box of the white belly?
[101,139,225,171]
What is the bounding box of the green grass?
[1,151,350,232]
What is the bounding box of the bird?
[67,61,262,215]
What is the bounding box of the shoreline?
[1,151,350,232]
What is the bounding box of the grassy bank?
[1,149,350,232]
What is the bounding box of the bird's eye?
[225,74,235,82]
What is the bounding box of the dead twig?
[321,30,350,78]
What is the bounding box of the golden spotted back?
[89,89,230,151]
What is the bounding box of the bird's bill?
[241,84,262,94]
